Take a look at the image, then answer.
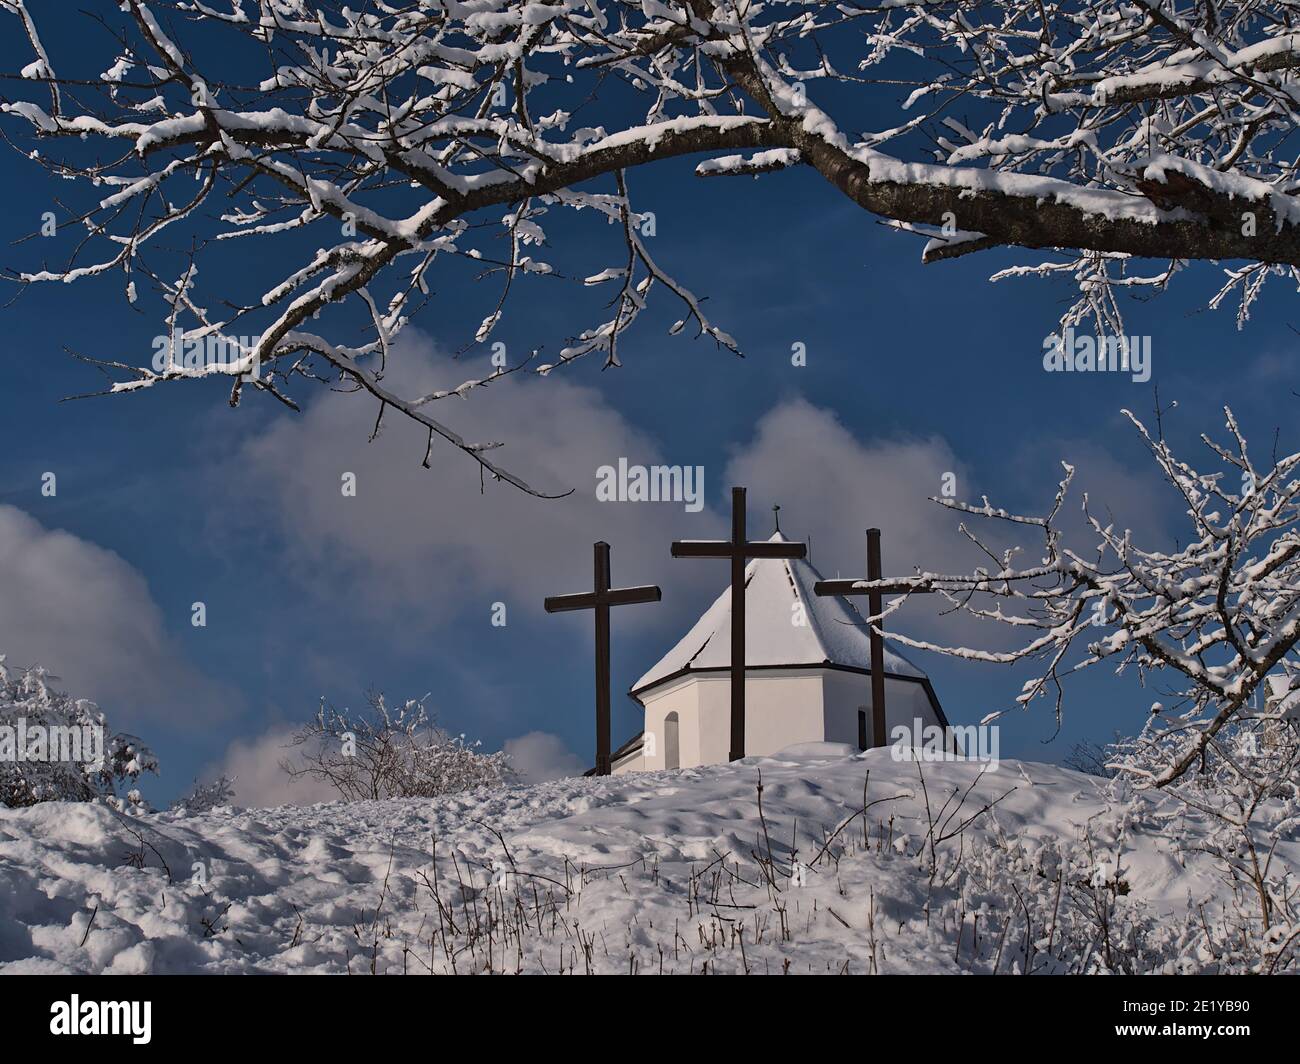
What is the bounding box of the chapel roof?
[631,531,928,698]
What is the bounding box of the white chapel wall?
[637,677,702,770]
[692,671,826,762]
[821,669,945,749]
[627,668,947,773]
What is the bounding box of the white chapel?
[609,531,951,774]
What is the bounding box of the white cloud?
[0,504,232,729]
[228,368,1032,659]
[226,333,724,633]
[725,397,972,578]
[212,726,584,806]
[722,398,1178,655]
[722,398,990,646]
[1018,435,1175,549]
[207,725,337,808]
[504,731,585,783]
[224,345,1181,695]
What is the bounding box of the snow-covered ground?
[0,745,1272,974]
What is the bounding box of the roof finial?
[772,504,782,535]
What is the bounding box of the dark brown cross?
[671,487,806,761]
[544,542,661,776]
[813,528,934,749]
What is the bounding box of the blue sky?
[1,9,1297,803]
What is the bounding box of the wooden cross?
[671,487,806,761]
[813,528,934,749]
[544,542,661,776]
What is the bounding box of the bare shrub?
[281,692,512,801]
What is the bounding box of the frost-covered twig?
[5,0,1300,486]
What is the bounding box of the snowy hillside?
[0,746,1281,974]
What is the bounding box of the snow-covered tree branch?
[859,405,1300,788]
[4,0,1300,485]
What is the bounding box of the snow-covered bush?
[951,816,1189,974]
[0,657,158,808]
[897,759,1181,973]
[170,775,236,814]
[934,711,1300,974]
[1113,712,1300,973]
[281,693,512,802]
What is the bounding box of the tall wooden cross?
[544,542,661,776]
[671,487,806,762]
[813,528,934,749]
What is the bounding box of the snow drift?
[0,746,1291,974]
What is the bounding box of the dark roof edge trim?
[631,661,941,707]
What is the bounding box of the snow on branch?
[873,405,1300,788]
[4,0,1300,485]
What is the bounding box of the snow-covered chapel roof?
[631,531,928,698]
